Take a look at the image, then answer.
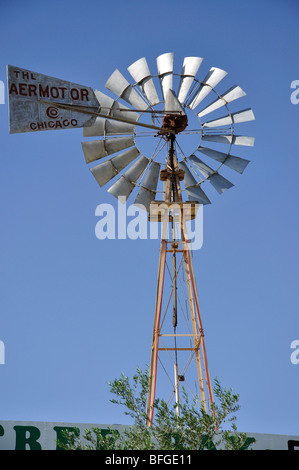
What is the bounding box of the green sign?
[0,421,298,450]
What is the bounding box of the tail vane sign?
[7,65,99,134]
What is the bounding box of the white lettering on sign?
[7,65,99,134]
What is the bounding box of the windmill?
[7,52,255,425]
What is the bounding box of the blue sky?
[0,0,299,437]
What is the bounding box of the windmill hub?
[161,112,188,135]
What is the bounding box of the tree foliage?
[59,367,255,450]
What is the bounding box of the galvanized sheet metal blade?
[201,134,255,146]
[83,117,106,137]
[178,161,211,205]
[94,90,114,115]
[83,116,136,137]
[164,89,186,115]
[134,161,160,211]
[7,65,99,134]
[81,136,135,164]
[83,90,138,137]
[189,155,214,178]
[156,52,174,101]
[94,90,139,121]
[127,57,159,106]
[178,160,198,187]
[185,185,211,205]
[188,67,228,110]
[90,147,140,187]
[107,155,149,200]
[127,57,151,83]
[197,85,246,118]
[197,146,250,174]
[202,108,255,128]
[177,56,203,104]
[189,155,234,194]
[105,69,147,111]
[207,173,234,194]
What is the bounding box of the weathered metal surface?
[83,117,130,137]
[127,57,159,106]
[189,155,215,178]
[197,85,246,118]
[207,173,234,194]
[178,161,211,205]
[134,161,160,211]
[7,65,99,134]
[90,147,140,187]
[107,155,148,200]
[164,89,185,115]
[81,136,135,164]
[105,69,147,110]
[177,56,203,103]
[189,155,234,194]
[189,67,228,109]
[201,134,255,146]
[197,146,250,174]
[202,107,255,128]
[156,52,174,100]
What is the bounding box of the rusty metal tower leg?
[146,135,214,425]
[146,237,167,425]
[182,245,214,410]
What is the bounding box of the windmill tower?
[7,53,255,425]
[145,132,215,424]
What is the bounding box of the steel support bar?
[146,238,167,425]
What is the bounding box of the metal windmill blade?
[127,57,159,106]
[107,155,149,201]
[178,161,211,205]
[164,89,185,115]
[105,69,148,111]
[197,146,250,174]
[90,147,141,187]
[201,134,255,147]
[197,85,246,118]
[188,67,228,109]
[188,155,234,194]
[82,136,135,164]
[134,161,161,211]
[177,56,203,104]
[202,108,255,128]
[156,52,174,101]
[83,90,139,137]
